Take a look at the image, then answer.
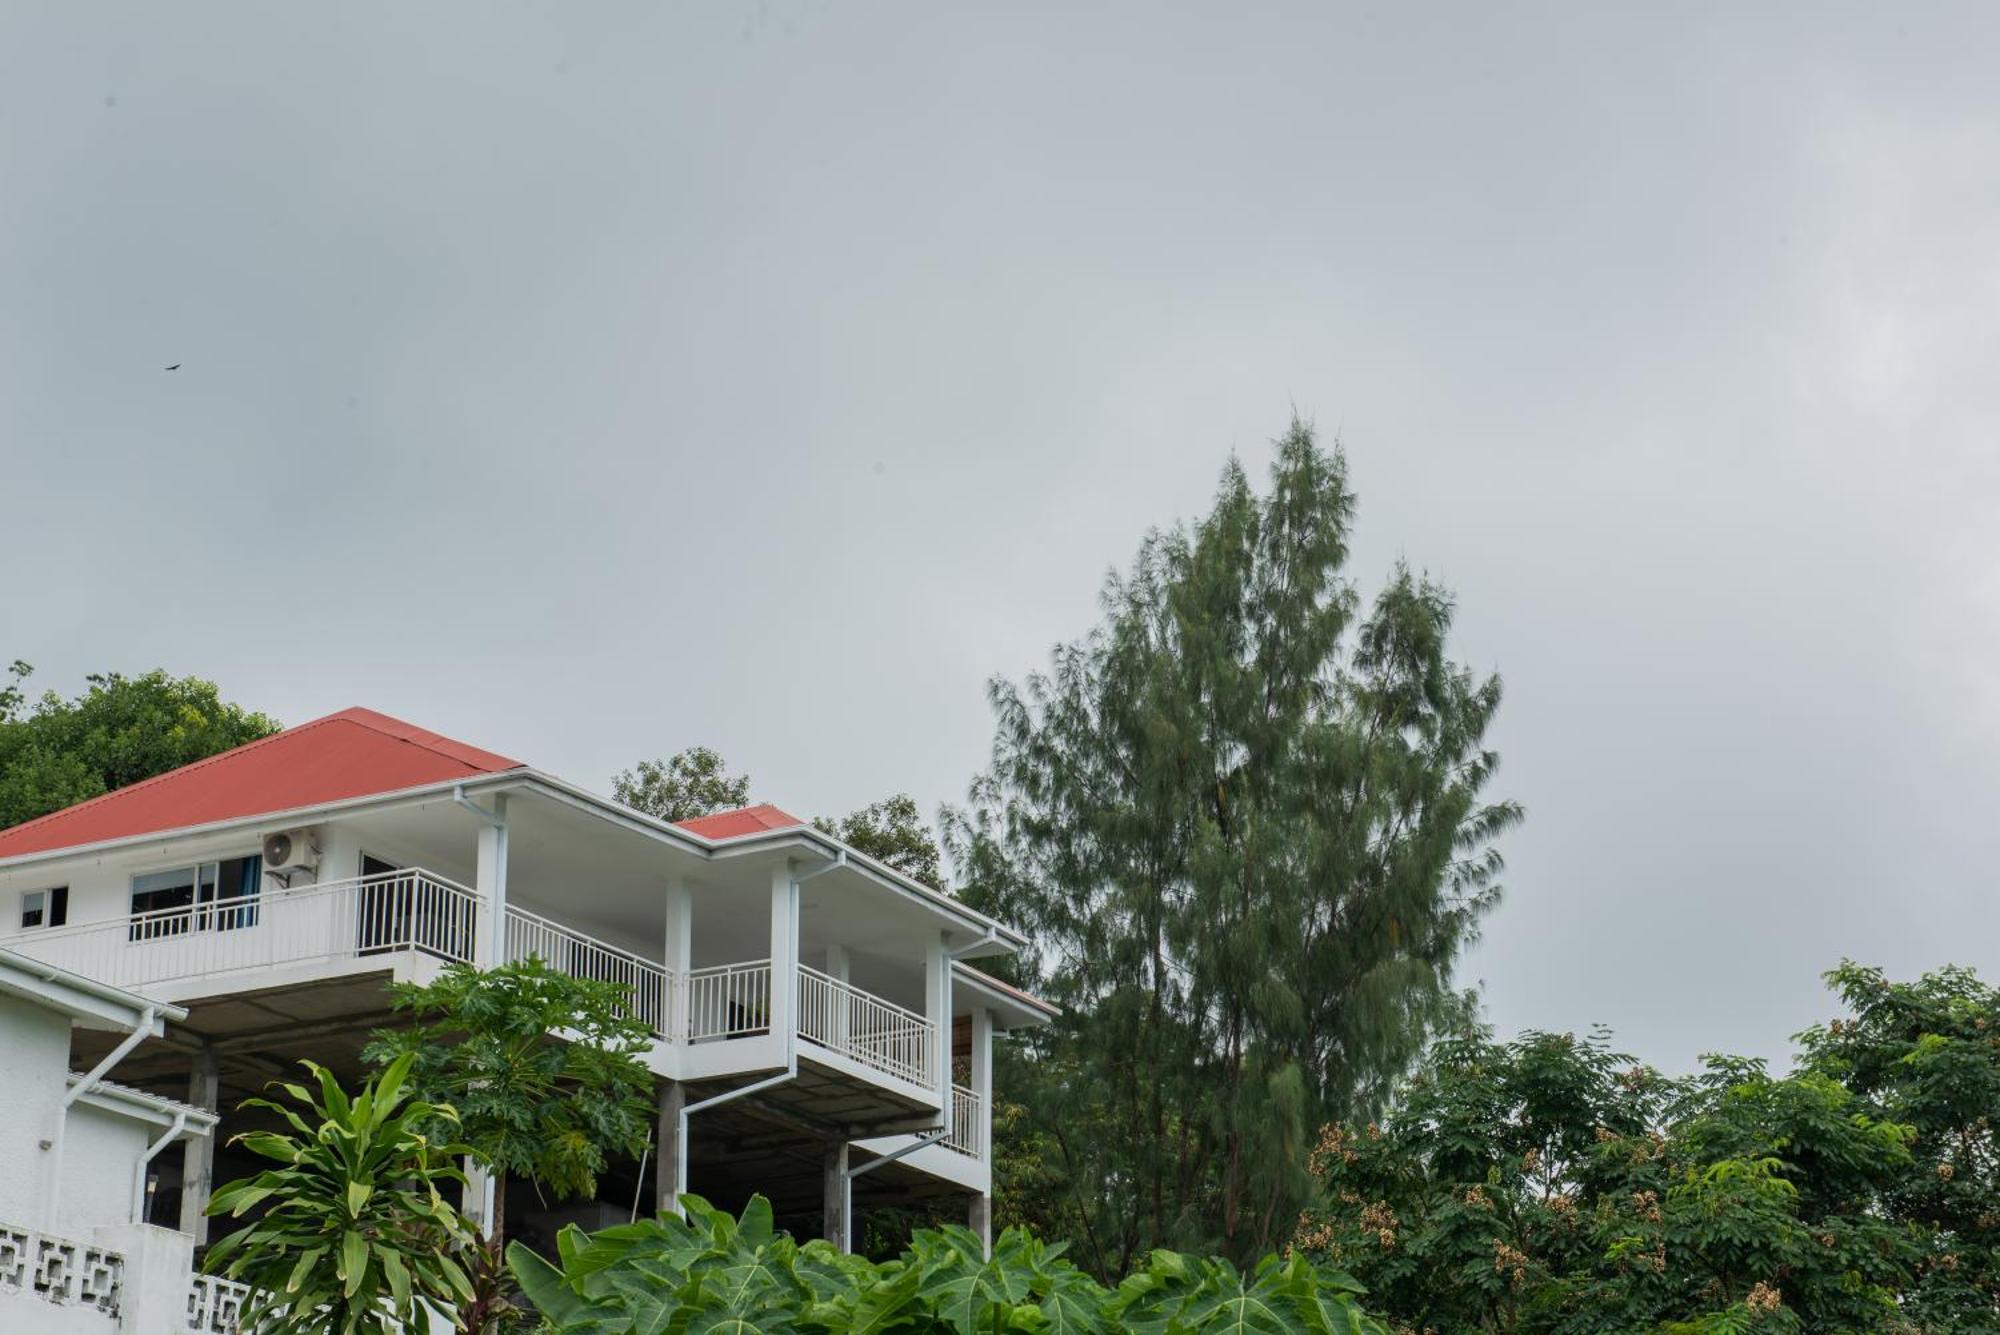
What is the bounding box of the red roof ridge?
[0,710,352,845]
[0,707,526,859]
[672,803,806,839]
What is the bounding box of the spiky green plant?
[204,1052,477,1334]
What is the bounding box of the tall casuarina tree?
[947,418,1522,1274]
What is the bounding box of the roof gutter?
[47,1001,160,1232]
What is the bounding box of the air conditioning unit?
[261,828,319,875]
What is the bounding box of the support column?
[924,934,950,1104]
[769,862,797,1045]
[821,1141,849,1246]
[655,1080,686,1215]
[824,943,850,1049]
[970,1006,994,1161]
[178,1044,220,1241]
[663,875,691,1038]
[968,1193,992,1256]
[463,1162,492,1231]
[473,794,510,968]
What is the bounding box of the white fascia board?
[69,1075,219,1134]
[0,766,1031,956]
[0,949,186,1031]
[0,772,528,876]
[951,961,1060,1029]
[514,774,1028,954]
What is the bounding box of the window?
[129,857,261,940]
[20,887,67,930]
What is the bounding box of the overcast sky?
[4,3,1996,1074]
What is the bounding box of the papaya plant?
[508,1192,1391,1333]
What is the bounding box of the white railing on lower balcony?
[798,964,936,1089]
[185,1273,254,1334]
[945,1084,983,1158]
[0,869,481,991]
[504,904,672,1038]
[684,959,772,1041]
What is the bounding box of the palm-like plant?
[204,1053,478,1334]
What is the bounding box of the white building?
[0,707,1055,1259]
[0,947,221,1335]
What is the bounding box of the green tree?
[814,793,944,885]
[1291,975,1980,1333]
[204,1054,476,1335]
[946,417,1520,1273]
[611,746,750,822]
[362,961,655,1237]
[1797,961,2000,1330]
[0,662,278,828]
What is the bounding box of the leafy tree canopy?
[611,746,750,823]
[0,661,278,828]
[1294,961,2000,1334]
[948,417,1520,1273]
[815,792,944,885]
[362,960,655,1239]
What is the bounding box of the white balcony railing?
[0,869,480,991]
[0,865,945,1103]
[945,1084,983,1158]
[684,959,772,1042]
[798,963,935,1089]
[504,904,672,1038]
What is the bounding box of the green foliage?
[508,1192,1391,1334]
[814,793,945,885]
[203,1053,477,1335]
[0,661,277,828]
[1293,965,2000,1332]
[1796,961,2000,1330]
[612,747,751,822]
[946,418,1520,1272]
[362,960,655,1220]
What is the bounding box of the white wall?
[56,1108,148,1238]
[0,998,70,1228]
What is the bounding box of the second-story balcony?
[0,867,942,1102]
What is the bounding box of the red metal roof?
[0,707,525,860]
[672,803,806,840]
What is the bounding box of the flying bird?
[164,363,181,371]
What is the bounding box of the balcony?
[0,867,940,1103]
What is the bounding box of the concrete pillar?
[95,1222,196,1335]
[824,943,850,1049]
[969,1006,994,1160]
[663,875,691,1038]
[821,1141,849,1246]
[969,1193,992,1256]
[464,1161,492,1231]
[178,1044,220,1241]
[768,863,796,1042]
[655,1079,686,1214]
[473,795,509,967]
[923,934,949,1100]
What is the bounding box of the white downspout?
[132,1110,189,1223]
[47,1003,160,1231]
[673,852,845,1207]
[455,785,509,1227]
